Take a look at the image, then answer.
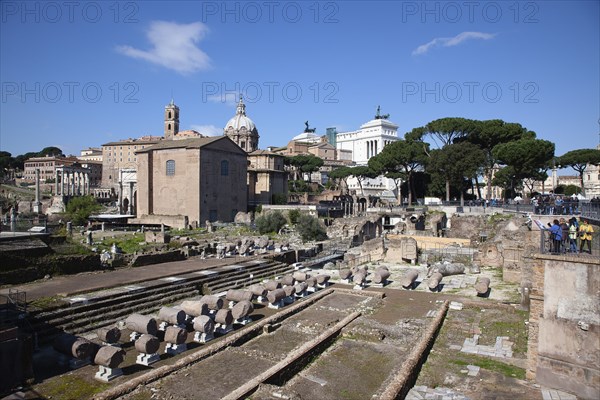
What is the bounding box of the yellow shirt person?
[578,219,594,253]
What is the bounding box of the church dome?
[224,96,257,133]
[224,95,259,152]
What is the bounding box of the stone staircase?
[25,258,294,346]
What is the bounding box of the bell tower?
[164,99,179,140]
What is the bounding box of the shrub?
[65,196,101,225]
[255,211,287,234]
[288,209,301,225]
[272,193,288,205]
[296,214,328,242]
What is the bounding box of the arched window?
[168,111,172,119]
[166,160,175,176]
[221,160,229,176]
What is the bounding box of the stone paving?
[406,385,471,400]
[406,385,579,399]
[541,388,578,400]
[460,334,514,358]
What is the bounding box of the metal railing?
[538,229,599,256]
[581,202,600,223]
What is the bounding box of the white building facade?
[335,115,400,197]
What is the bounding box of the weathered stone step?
[28,258,294,345]
[205,264,294,294]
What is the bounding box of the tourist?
[568,218,578,254]
[559,218,569,253]
[550,219,562,254]
[578,219,594,254]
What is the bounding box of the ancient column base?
[58,354,91,370]
[165,343,187,356]
[193,331,214,343]
[95,366,123,382]
[136,352,160,366]
[268,300,284,309]
[216,324,233,334]
[235,316,252,326]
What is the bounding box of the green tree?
[328,166,353,194]
[0,151,12,179]
[556,149,600,197]
[255,211,287,234]
[296,214,328,242]
[38,146,64,157]
[285,154,324,184]
[368,139,429,205]
[427,142,485,205]
[384,171,406,205]
[349,165,378,195]
[491,166,523,199]
[422,117,478,147]
[465,120,533,199]
[492,138,555,199]
[562,184,583,196]
[65,195,101,225]
[288,209,301,225]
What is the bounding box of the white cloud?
[412,31,496,55]
[190,124,222,136]
[205,93,238,106]
[116,21,211,75]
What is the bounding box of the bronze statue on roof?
[375,105,390,120]
[304,121,316,133]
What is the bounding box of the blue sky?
[1,1,599,162]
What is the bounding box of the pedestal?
[268,300,284,309]
[193,331,214,343]
[216,324,233,334]
[235,316,252,326]
[165,343,187,356]
[95,366,123,382]
[136,352,160,366]
[58,354,91,370]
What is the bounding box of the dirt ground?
[19,263,536,400]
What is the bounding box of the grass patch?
[479,309,529,355]
[450,356,526,379]
[98,233,150,254]
[52,241,94,256]
[35,374,110,400]
[29,295,66,310]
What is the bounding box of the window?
[166,160,175,176]
[221,160,229,176]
